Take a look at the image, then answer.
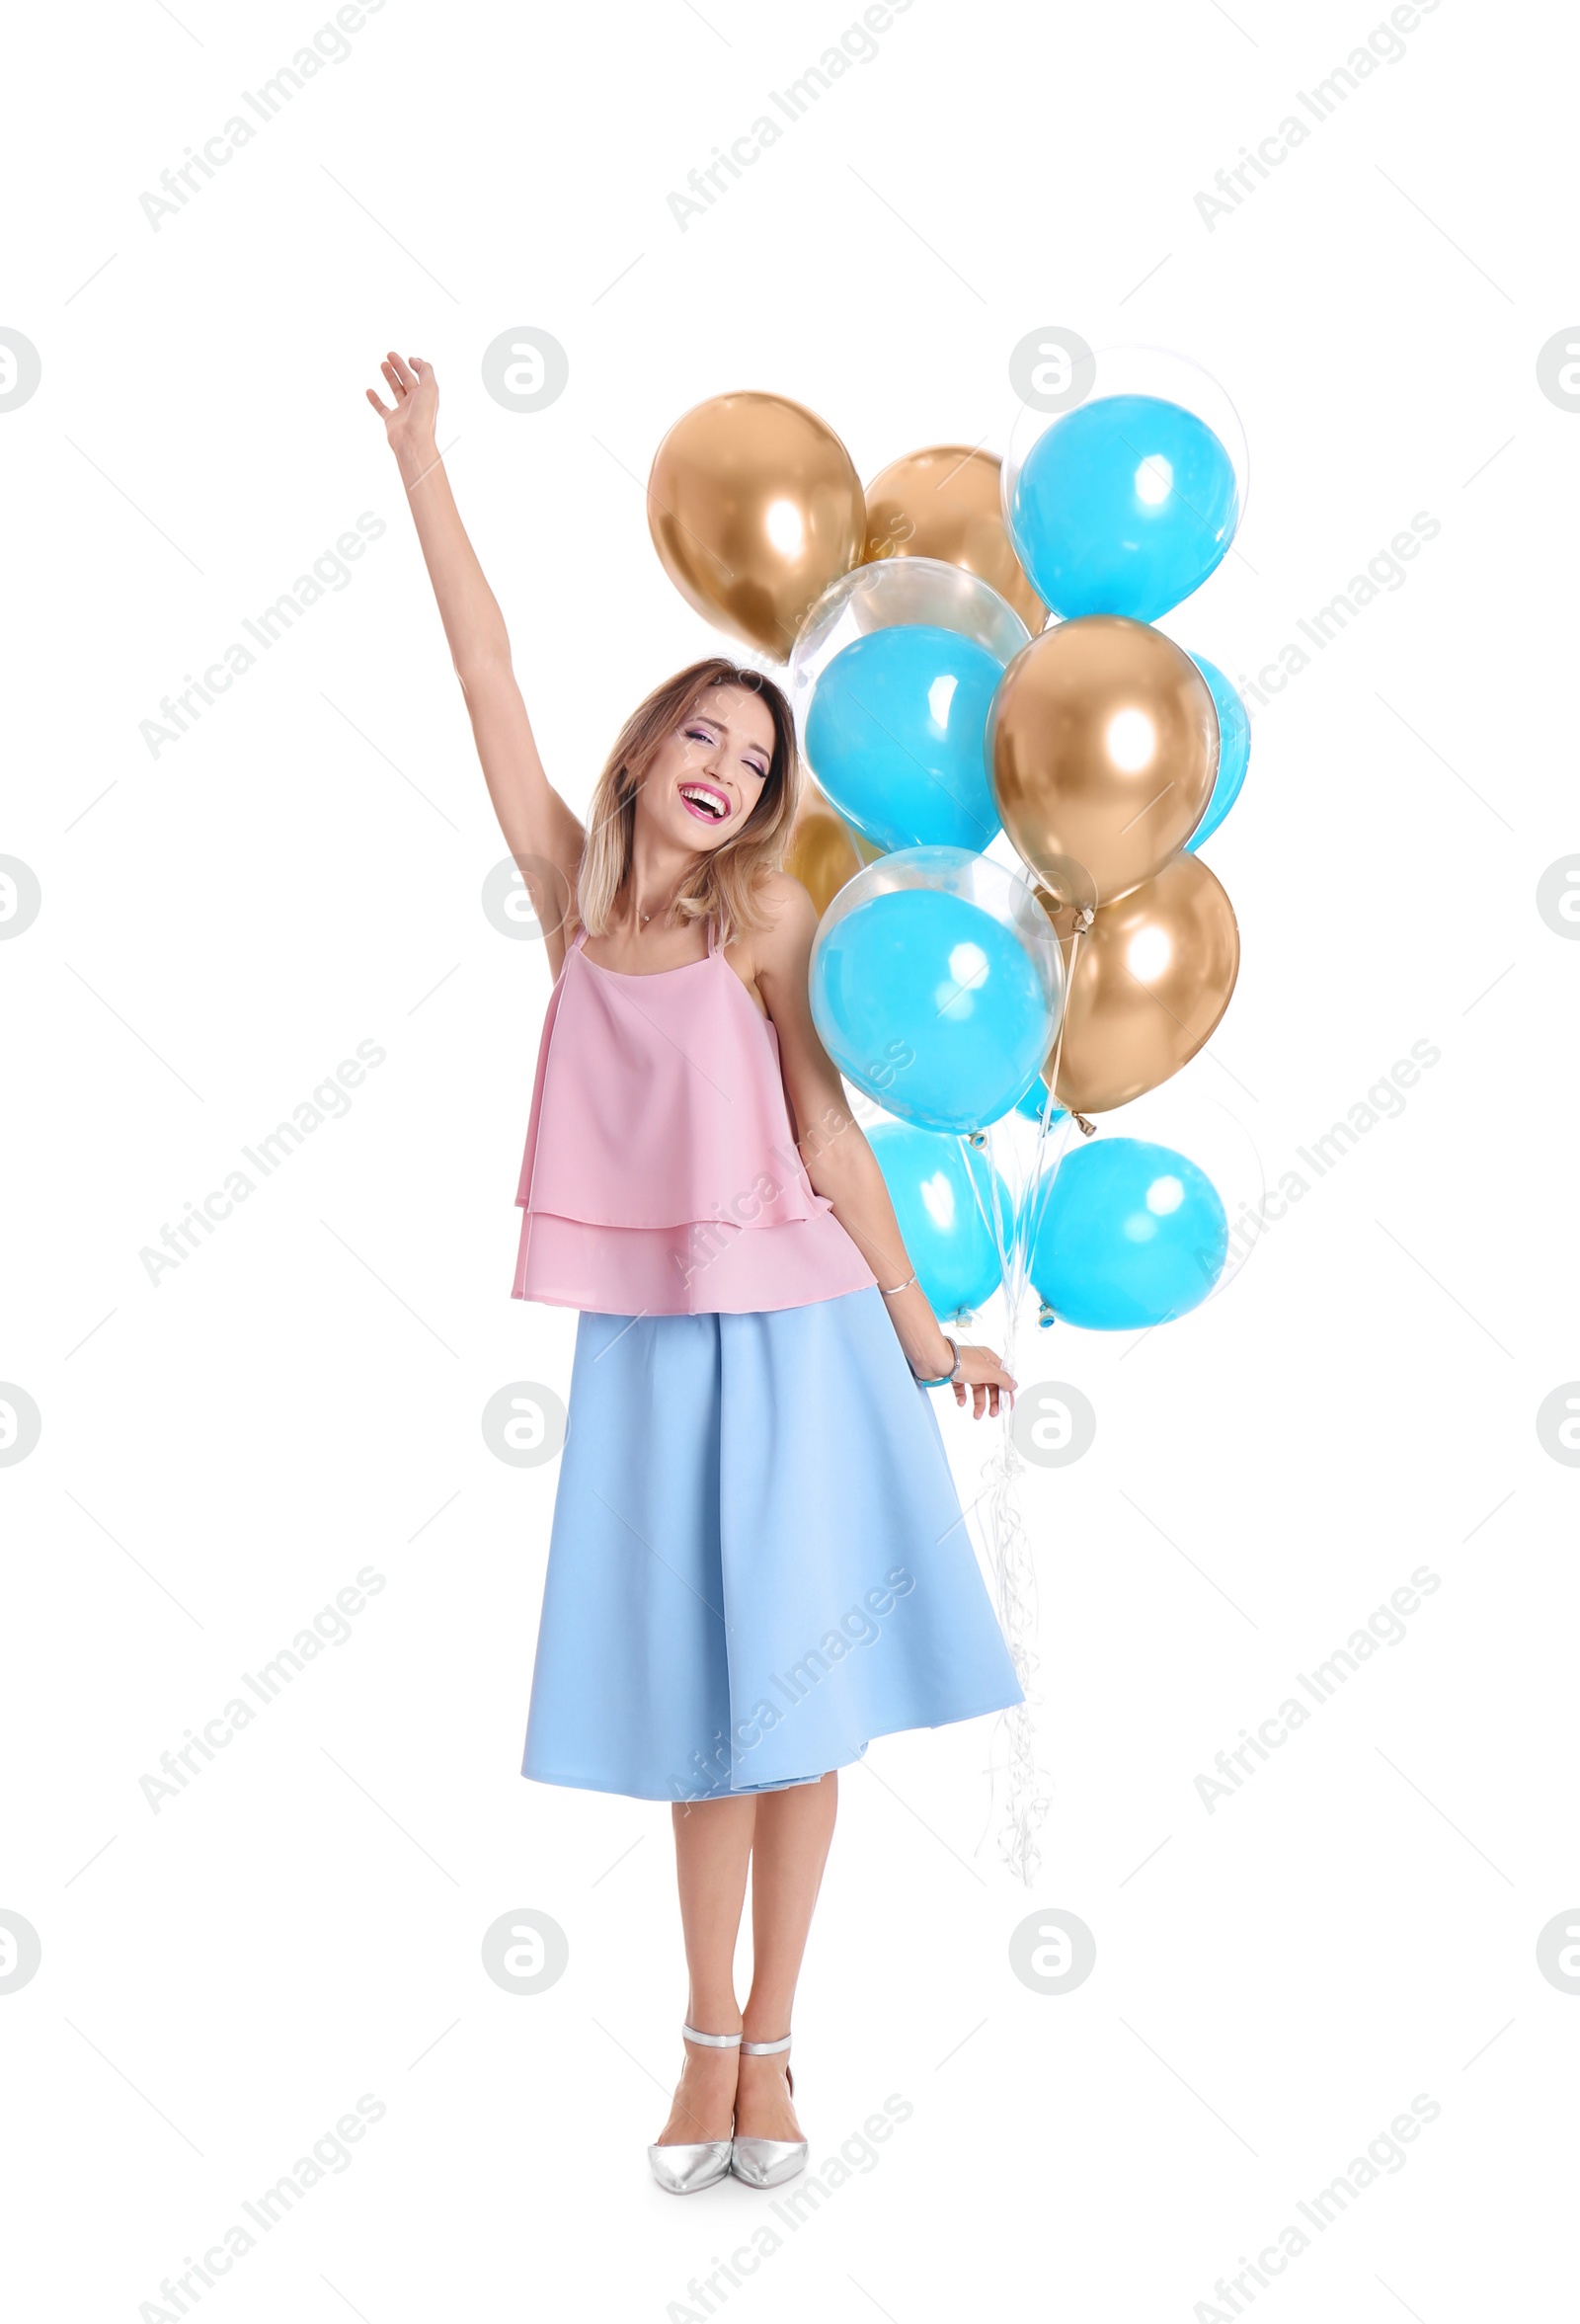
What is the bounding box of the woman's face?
[639,683,777,853]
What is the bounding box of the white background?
[4,0,1577,2316]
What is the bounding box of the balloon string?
[959,913,1090,1885]
[1019,915,1091,1262]
[959,1124,1046,1884]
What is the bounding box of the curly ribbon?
[957,912,1090,1884]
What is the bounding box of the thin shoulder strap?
[705,914,719,958]
[568,920,590,953]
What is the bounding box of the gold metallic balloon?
[1038,853,1240,1114]
[992,615,1219,908]
[786,792,865,921]
[648,391,867,661]
[863,445,1047,634]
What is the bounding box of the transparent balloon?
[788,557,1030,854]
[810,844,1066,1134]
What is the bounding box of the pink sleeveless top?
[512,918,877,1316]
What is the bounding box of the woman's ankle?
[740,2004,792,2045]
[684,2005,743,2039]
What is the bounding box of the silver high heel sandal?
[730,2035,808,2189]
[647,2025,740,2195]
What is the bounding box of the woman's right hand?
[365,351,437,467]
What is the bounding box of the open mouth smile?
[679,782,732,825]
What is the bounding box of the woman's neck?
[620,835,702,934]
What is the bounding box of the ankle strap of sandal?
[681,2023,742,2048]
[740,2033,792,2054]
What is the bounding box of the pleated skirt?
[521,1286,1025,1801]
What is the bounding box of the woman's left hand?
[947,1343,1017,1420]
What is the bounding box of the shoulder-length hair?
[575,658,802,950]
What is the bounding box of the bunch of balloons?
[647,348,1251,1334]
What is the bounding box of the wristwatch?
[913,1333,962,1388]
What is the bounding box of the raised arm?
[366,352,585,975]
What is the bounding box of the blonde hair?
[576,658,802,950]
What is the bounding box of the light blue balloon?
[804,624,1004,852]
[1009,394,1239,621]
[868,1121,1013,1317]
[811,885,1052,1133]
[1012,1081,1067,1128]
[1030,1136,1227,1329]
[1185,654,1251,851]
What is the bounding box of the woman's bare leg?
[736,1772,838,2140]
[654,1795,756,2145]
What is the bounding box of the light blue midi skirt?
[521,1286,1024,1801]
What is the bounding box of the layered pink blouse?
[513,922,877,1316]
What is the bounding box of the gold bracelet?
[879,1272,917,1296]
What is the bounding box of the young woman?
[367,351,1024,2196]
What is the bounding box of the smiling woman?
[571,663,796,961]
[366,345,1022,2200]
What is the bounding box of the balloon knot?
[1072,1110,1096,1136]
